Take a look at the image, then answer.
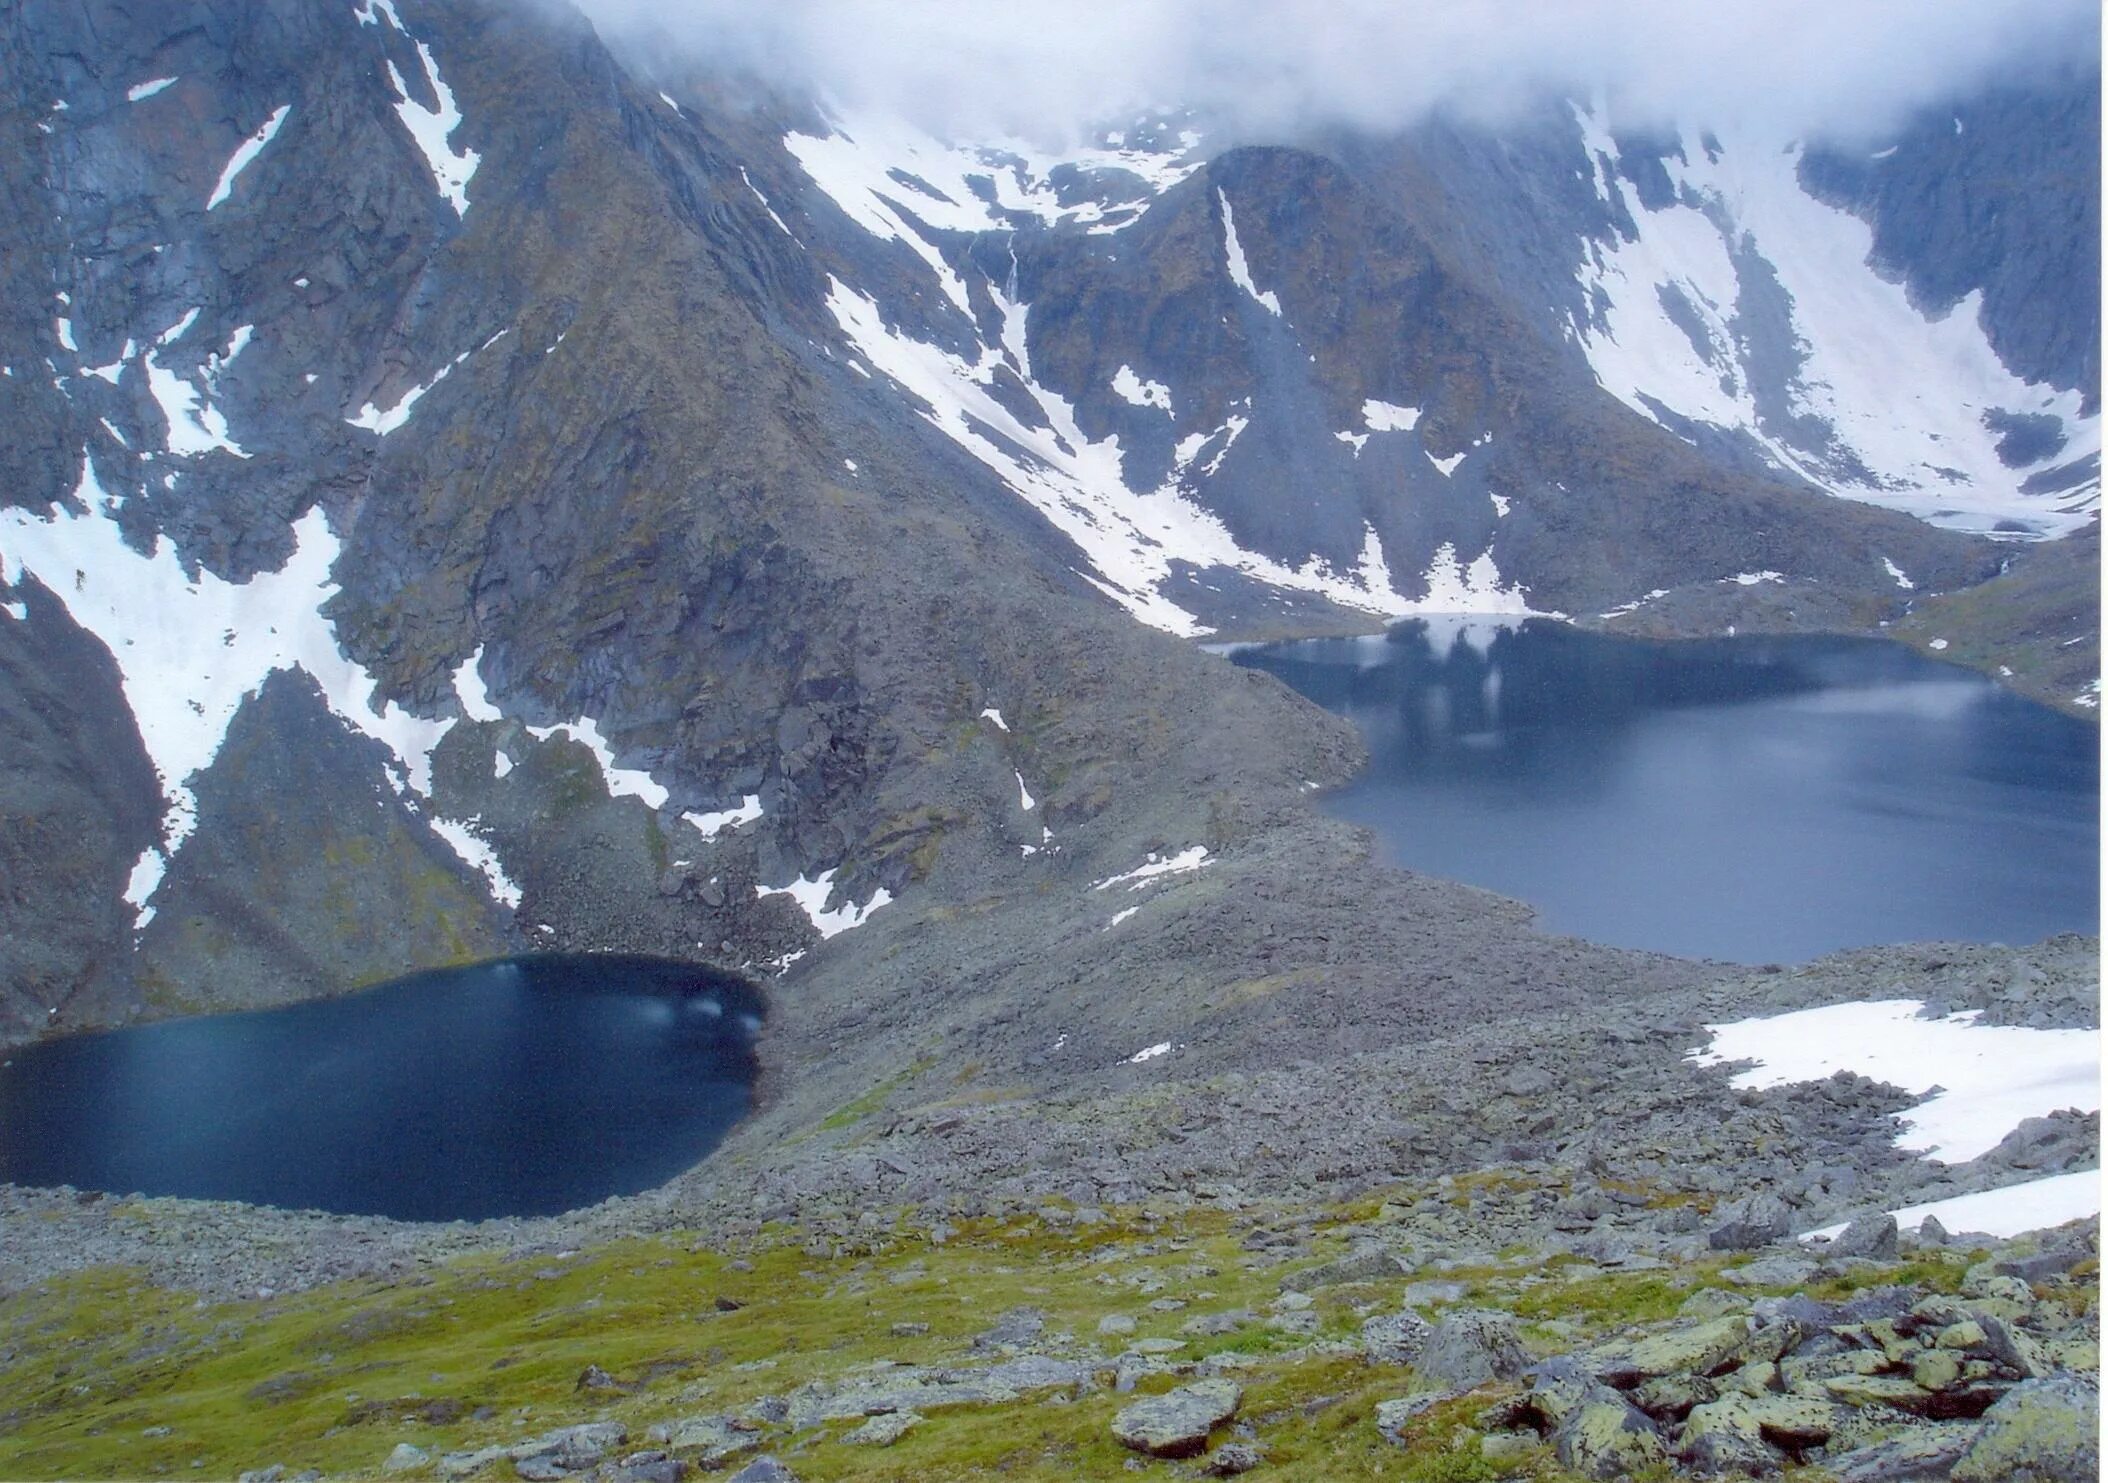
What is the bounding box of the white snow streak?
[1217,190,1281,315]
[1361,399,1422,433]
[1126,1041,1174,1064]
[978,706,1009,731]
[1015,770,1036,811]
[429,817,521,908]
[1881,556,1914,591]
[128,76,179,102]
[1092,846,1211,891]
[207,105,290,210]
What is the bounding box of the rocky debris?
[382,1448,430,1474]
[576,1364,628,1393]
[1111,1379,1243,1458]
[643,1416,760,1469]
[1205,1440,1265,1474]
[971,1306,1046,1353]
[841,1410,922,1446]
[783,1355,1091,1427]
[1949,1373,2101,1482]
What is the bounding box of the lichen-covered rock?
[1598,1317,1751,1386]
[382,1444,430,1473]
[1950,1373,2100,1482]
[1825,1424,1981,1482]
[1555,1392,1669,1479]
[1360,1308,1432,1367]
[842,1411,921,1446]
[1111,1379,1242,1458]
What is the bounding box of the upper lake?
[0,955,763,1221]
[1234,623,2099,962]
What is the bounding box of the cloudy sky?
[576,0,2100,143]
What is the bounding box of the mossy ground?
[0,1187,1996,1482]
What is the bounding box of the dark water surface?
[1235,623,2099,962]
[0,955,763,1221]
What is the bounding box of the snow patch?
[1730,570,1785,586]
[368,7,479,215]
[1881,557,1914,591]
[452,647,500,722]
[1688,999,2099,1164]
[1126,1041,1174,1064]
[979,706,1009,731]
[207,105,290,210]
[0,475,469,885]
[1112,364,1174,414]
[1015,771,1036,811]
[1105,906,1140,930]
[127,77,178,102]
[1570,101,2098,537]
[1804,1170,2099,1243]
[684,795,764,840]
[1361,399,1422,433]
[760,869,893,939]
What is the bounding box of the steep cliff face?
[0,0,2095,1053]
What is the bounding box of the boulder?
[1281,1248,1406,1291]
[1826,1424,1981,1482]
[645,1416,760,1468]
[1831,1213,1899,1260]
[1374,1394,1445,1444]
[1415,1309,1527,1390]
[1111,1379,1243,1458]
[1709,1194,1793,1251]
[382,1444,430,1474]
[1950,1373,2100,1482]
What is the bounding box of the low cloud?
[576,0,2099,144]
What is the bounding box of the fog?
[574,0,2099,144]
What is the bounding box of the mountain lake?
[0,955,762,1220]
[1233,622,2099,963]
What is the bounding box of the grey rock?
[1916,1216,1951,1247]
[1205,1441,1265,1475]
[238,1469,286,1483]
[1111,1379,1242,1458]
[1710,1194,1793,1251]
[511,1423,627,1471]
[1098,1314,1137,1336]
[1950,1373,2100,1482]
[725,1462,799,1483]
[382,1444,430,1474]
[972,1306,1046,1352]
[436,1447,508,1480]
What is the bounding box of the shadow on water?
[0,955,765,1222]
[1237,621,2099,963]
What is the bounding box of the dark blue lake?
[1234,623,2099,962]
[0,955,763,1221]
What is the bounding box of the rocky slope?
[0,13,2098,1479]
